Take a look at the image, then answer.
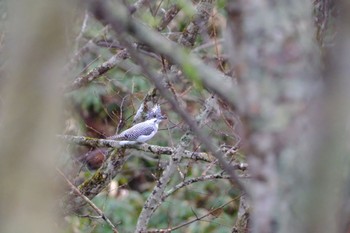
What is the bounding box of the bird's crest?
[146,104,163,120]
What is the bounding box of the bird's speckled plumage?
[109,116,166,142]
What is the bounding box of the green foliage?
[177,0,196,17]
[216,0,227,15]
[70,85,106,114]
[93,192,145,232]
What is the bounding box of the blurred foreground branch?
[0,1,72,233]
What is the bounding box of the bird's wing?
[117,124,155,141]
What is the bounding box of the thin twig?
[157,172,250,208]
[115,95,128,134]
[148,198,240,233]
[171,199,237,231]
[75,10,89,52]
[191,38,224,53]
[64,25,109,72]
[56,168,119,233]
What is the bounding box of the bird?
[108,115,167,143]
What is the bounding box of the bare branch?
[163,172,249,201]
[59,135,215,162]
[157,4,181,31]
[65,49,129,92]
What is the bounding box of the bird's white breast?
[136,122,159,142]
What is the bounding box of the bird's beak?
[159,115,167,120]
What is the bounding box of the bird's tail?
[107,134,122,140]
